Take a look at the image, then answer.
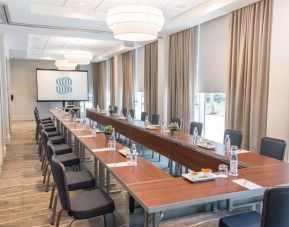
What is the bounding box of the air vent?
[0,3,10,24]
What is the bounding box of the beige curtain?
[92,61,107,109]
[168,28,194,132]
[122,51,135,109]
[109,57,115,106]
[225,0,273,151]
[144,41,158,118]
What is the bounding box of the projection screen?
[36,69,88,101]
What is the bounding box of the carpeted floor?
[0,120,236,227]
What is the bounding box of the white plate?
[118,117,127,120]
[182,172,218,183]
[145,125,157,130]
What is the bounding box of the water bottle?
[224,134,231,152]
[110,129,116,151]
[229,145,238,176]
[193,127,199,144]
[82,119,86,129]
[92,126,96,137]
[127,112,132,123]
[145,115,149,126]
[130,143,138,166]
[96,105,100,112]
[161,121,165,133]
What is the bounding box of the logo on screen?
[56,77,72,94]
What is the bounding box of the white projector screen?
[36,69,88,101]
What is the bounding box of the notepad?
[71,128,85,131]
[78,134,93,138]
[232,179,262,190]
[107,162,133,168]
[237,149,251,154]
[92,148,111,152]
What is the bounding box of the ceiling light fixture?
[79,2,85,6]
[106,5,165,42]
[55,60,77,70]
[64,50,93,65]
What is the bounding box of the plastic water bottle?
[145,115,149,126]
[229,145,238,176]
[96,105,100,112]
[127,112,132,123]
[82,119,86,129]
[161,121,165,133]
[193,127,199,144]
[130,143,138,166]
[224,134,231,152]
[110,129,116,151]
[92,126,96,137]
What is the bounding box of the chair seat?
[53,144,72,155]
[44,126,57,132]
[70,189,115,220]
[50,135,65,144]
[219,211,261,227]
[47,131,60,137]
[41,117,52,121]
[67,169,95,191]
[56,153,80,166]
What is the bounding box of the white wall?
[267,0,289,162]
[10,59,62,120]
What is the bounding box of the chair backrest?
[114,106,118,113]
[190,122,203,136]
[51,156,71,211]
[260,137,286,161]
[261,187,289,227]
[122,108,127,117]
[141,112,148,121]
[40,129,49,153]
[46,141,56,163]
[224,129,243,148]
[171,117,181,127]
[130,109,135,118]
[151,114,160,125]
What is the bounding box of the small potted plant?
[168,122,180,138]
[68,109,76,121]
[108,105,115,116]
[104,125,114,141]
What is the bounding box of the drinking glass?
[218,164,228,178]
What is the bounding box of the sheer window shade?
[135,47,144,92]
[198,15,229,93]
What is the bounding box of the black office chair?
[224,129,243,148]
[219,187,289,227]
[260,137,286,161]
[151,114,160,125]
[49,155,95,224]
[130,109,135,119]
[171,117,181,127]
[122,108,128,117]
[189,122,203,136]
[141,112,148,121]
[51,156,116,227]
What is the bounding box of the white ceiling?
[0,0,261,61]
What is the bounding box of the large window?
[134,91,144,120]
[195,93,225,143]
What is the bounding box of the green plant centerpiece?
[108,105,115,115]
[168,122,180,138]
[104,125,114,141]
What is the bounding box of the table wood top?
[49,109,289,213]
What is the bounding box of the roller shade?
[135,46,144,92]
[198,15,229,93]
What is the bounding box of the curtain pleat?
[144,41,158,119]
[109,57,115,106]
[225,0,273,151]
[92,61,107,109]
[168,28,194,132]
[122,51,135,109]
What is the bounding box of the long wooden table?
[49,109,289,227]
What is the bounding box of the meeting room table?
[48,109,289,227]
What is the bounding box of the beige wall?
[10,59,62,121]
[267,0,289,161]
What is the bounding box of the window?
[134,91,144,119]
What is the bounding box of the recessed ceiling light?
[176,4,186,9]
[79,2,85,6]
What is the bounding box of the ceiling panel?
[65,0,102,9]
[32,0,66,6]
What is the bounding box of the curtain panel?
[168,28,195,132]
[122,51,135,110]
[92,61,107,109]
[225,0,273,151]
[109,57,115,106]
[144,41,158,119]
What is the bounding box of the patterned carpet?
[0,121,235,227]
